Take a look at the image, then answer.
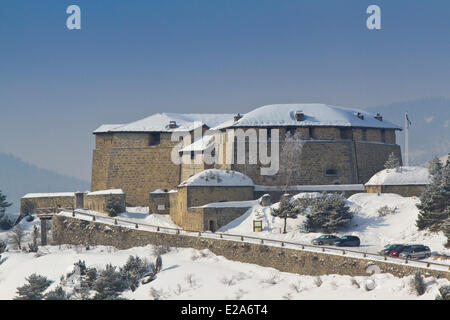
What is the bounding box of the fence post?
[322,247,325,252]
[260,239,264,244]
[281,242,284,247]
[176,229,180,235]
[157,226,160,232]
[384,256,387,261]
[405,259,408,264]
[426,263,430,268]
[301,245,304,250]
[72,209,75,217]
[342,250,346,255]
[198,232,201,237]
[135,224,139,229]
[92,216,96,222]
[240,236,244,241]
[219,233,223,239]
[363,253,366,258]
[114,219,117,225]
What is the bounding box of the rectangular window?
[340,128,353,140]
[362,129,367,141]
[149,133,160,146]
[380,129,386,143]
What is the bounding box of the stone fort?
[22,103,404,231]
[91,103,402,207]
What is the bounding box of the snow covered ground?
[218,193,450,263]
[0,244,448,300]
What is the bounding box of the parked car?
[311,235,340,245]
[379,244,406,256]
[399,245,431,260]
[334,235,360,247]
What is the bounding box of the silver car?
[398,245,431,260]
[312,235,340,245]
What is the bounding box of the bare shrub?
[377,205,398,217]
[234,288,247,300]
[153,244,171,256]
[314,277,323,287]
[9,225,26,250]
[185,274,198,288]
[149,287,164,300]
[220,276,236,287]
[282,292,293,300]
[261,272,280,286]
[351,278,360,289]
[290,281,302,293]
[173,284,183,296]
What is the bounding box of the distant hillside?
[364,97,450,166]
[0,153,89,214]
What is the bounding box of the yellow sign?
[253,220,262,232]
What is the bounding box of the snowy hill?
[219,193,449,260]
[0,243,448,300]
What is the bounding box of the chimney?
[374,113,383,121]
[356,112,364,120]
[169,120,177,128]
[295,111,305,121]
[234,113,242,122]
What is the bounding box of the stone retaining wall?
[52,216,450,280]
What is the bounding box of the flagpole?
[405,112,409,166]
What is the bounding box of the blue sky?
[1,0,450,180]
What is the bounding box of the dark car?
[379,244,405,256]
[334,235,360,247]
[399,245,431,260]
[311,235,340,245]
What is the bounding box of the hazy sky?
[1,0,450,181]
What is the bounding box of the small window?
[361,129,367,141]
[149,133,160,146]
[325,169,337,176]
[190,151,195,160]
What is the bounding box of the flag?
[406,113,412,128]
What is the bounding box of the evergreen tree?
[384,152,401,172]
[0,190,12,216]
[93,264,129,300]
[436,285,450,300]
[413,271,426,296]
[416,157,449,230]
[304,193,353,233]
[271,194,301,234]
[45,286,68,300]
[105,197,125,217]
[14,274,51,300]
[0,240,6,254]
[120,255,150,292]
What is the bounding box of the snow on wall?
[365,166,431,186]
[179,169,254,187]
[22,192,76,198]
[87,189,124,196]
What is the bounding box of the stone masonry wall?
[20,196,75,216]
[52,216,450,280]
[365,185,426,198]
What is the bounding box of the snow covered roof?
[223,104,402,130]
[87,189,124,196]
[94,113,234,134]
[180,135,215,152]
[179,169,254,187]
[365,166,431,186]
[22,192,75,199]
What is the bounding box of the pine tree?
[436,285,450,300]
[271,194,301,234]
[0,240,6,254]
[304,192,353,233]
[45,286,68,300]
[416,156,449,230]
[384,152,401,172]
[93,264,129,300]
[14,274,52,300]
[0,190,12,216]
